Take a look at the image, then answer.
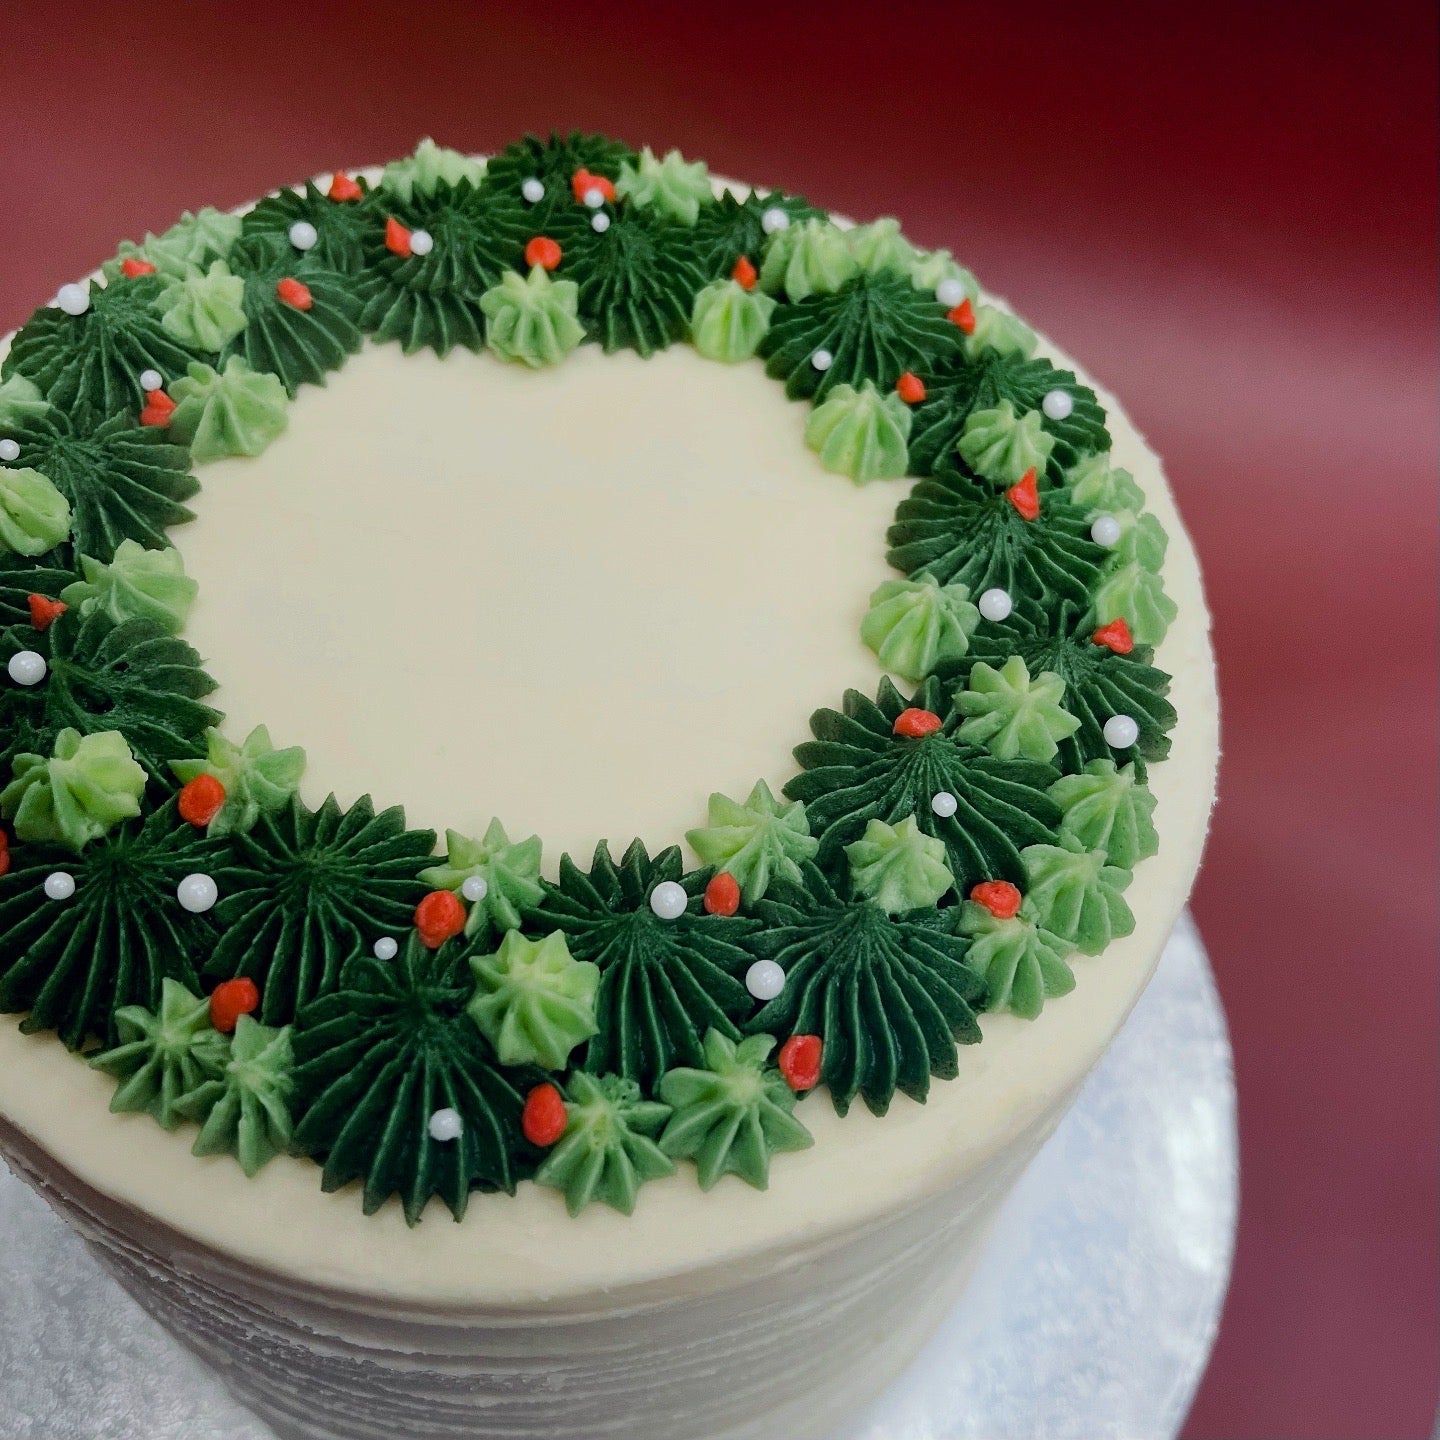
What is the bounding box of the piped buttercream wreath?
[0,135,1178,1224]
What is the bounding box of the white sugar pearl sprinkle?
[978,588,1013,623]
[590,211,611,233]
[521,177,545,204]
[288,220,319,251]
[461,874,488,903]
[760,206,790,235]
[55,283,90,317]
[1042,388,1074,420]
[0,439,19,462]
[44,871,76,901]
[1091,514,1123,547]
[935,277,967,308]
[810,348,834,372]
[649,881,689,920]
[583,187,605,209]
[931,791,959,819]
[408,229,434,256]
[745,960,786,1001]
[176,873,219,914]
[373,936,399,961]
[1103,714,1140,750]
[428,1108,464,1142]
[7,650,46,687]
[139,368,164,392]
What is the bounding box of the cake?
[0,134,1218,1440]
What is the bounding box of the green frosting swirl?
[845,814,954,913]
[170,724,306,838]
[418,820,545,941]
[0,466,71,556]
[60,539,196,633]
[908,248,978,300]
[845,218,919,279]
[2,728,146,851]
[658,1030,812,1191]
[467,930,600,1070]
[480,266,586,368]
[964,304,1037,361]
[957,900,1075,1018]
[616,146,713,225]
[685,779,818,902]
[0,375,48,429]
[159,261,249,352]
[958,399,1056,484]
[168,357,289,463]
[88,978,229,1129]
[759,218,859,301]
[805,380,913,482]
[1094,559,1177,646]
[1065,452,1145,513]
[1020,835,1135,955]
[860,572,980,681]
[105,208,242,283]
[380,138,487,202]
[534,1072,675,1216]
[955,656,1082,763]
[1049,759,1158,869]
[689,279,776,363]
[176,1013,295,1176]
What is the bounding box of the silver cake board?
[0,912,1235,1440]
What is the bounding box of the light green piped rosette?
[534,1072,675,1217]
[759,217,859,301]
[104,207,242,283]
[805,380,912,483]
[379,138,485,202]
[158,260,248,352]
[1049,759,1158,870]
[690,279,777,363]
[908,247,978,300]
[615,146,713,225]
[0,466,70,555]
[467,931,600,1070]
[61,539,197,633]
[955,656,1081,763]
[1,728,146,851]
[419,820,544,938]
[958,399,1056,484]
[1065,451,1145,514]
[1091,509,1175,644]
[0,373,49,429]
[480,267,586,368]
[658,1030,813,1191]
[686,779,818,902]
[845,217,918,279]
[964,303,1037,361]
[171,724,306,838]
[175,1014,295,1176]
[89,979,230,1130]
[861,572,980,681]
[958,900,1076,1019]
[169,357,289,463]
[846,814,954,913]
[1020,835,1135,955]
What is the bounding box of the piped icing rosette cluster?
[0,133,1178,1224]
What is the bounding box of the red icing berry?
[895,371,926,405]
[385,216,413,257]
[178,774,226,828]
[415,889,466,949]
[703,871,742,917]
[522,1083,568,1147]
[328,172,363,203]
[525,235,562,271]
[276,277,314,311]
[731,255,758,290]
[0,831,10,879]
[209,977,260,1035]
[139,389,176,428]
[969,880,1022,920]
[1006,467,1040,521]
[778,1034,823,1092]
[120,257,157,278]
[893,707,944,739]
[570,168,616,204]
[26,594,66,631]
[1092,617,1135,655]
[948,297,976,334]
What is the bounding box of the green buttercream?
[1065,452,1145,513]
[159,261,248,352]
[955,656,1081,763]
[957,399,1056,484]
[759,217,859,300]
[88,978,229,1130]
[957,900,1075,1018]
[61,539,197,633]
[685,779,818,902]
[1049,760,1159,870]
[1,728,146,851]
[379,138,486,202]
[908,247,978,300]
[1107,509,1168,571]
[1021,834,1135,955]
[804,380,912,483]
[0,466,71,555]
[176,1014,295,1176]
[171,724,306,838]
[845,814,954,913]
[964,304,1037,361]
[658,1030,813,1191]
[0,374,48,429]
[106,208,243,283]
[689,279,776,363]
[168,357,289,462]
[534,1072,675,1216]
[1094,558,1177,645]
[480,267,586,368]
[861,572,980,681]
[846,217,919,279]
[467,930,600,1070]
[419,820,545,939]
[616,146,713,225]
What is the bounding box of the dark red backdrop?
[0,3,1434,1436]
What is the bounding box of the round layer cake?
[0,136,1217,1440]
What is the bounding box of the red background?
[0,3,1434,1436]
